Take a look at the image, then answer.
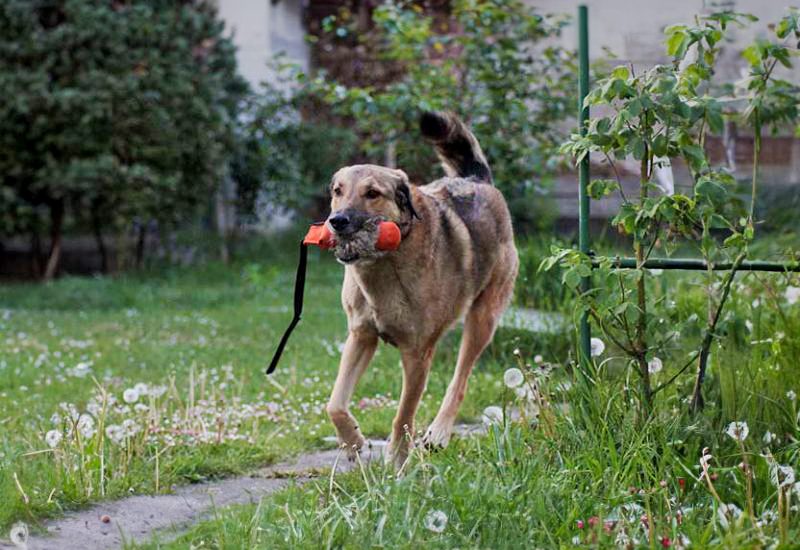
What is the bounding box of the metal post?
[578,5,591,367]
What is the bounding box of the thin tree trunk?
[91,208,108,274]
[30,230,43,278]
[135,223,146,269]
[43,200,64,281]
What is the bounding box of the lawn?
[1,235,799,548]
[0,237,544,532]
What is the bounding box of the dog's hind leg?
[327,328,378,460]
[422,267,516,449]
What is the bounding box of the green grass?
[0,237,555,532]
[2,234,799,548]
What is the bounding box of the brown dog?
[325,112,518,468]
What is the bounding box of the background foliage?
[0,0,246,277]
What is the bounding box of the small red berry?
[588,516,600,527]
[678,478,685,489]
[661,536,672,548]
[576,519,584,529]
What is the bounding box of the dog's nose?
[328,213,350,232]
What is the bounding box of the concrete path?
[4,425,485,550]
[501,307,566,334]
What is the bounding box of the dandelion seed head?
[590,338,605,357]
[648,357,663,374]
[45,429,62,449]
[724,421,749,442]
[503,368,524,388]
[424,510,448,533]
[482,406,503,426]
[9,522,28,547]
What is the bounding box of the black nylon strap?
[266,240,308,375]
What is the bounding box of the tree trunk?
[43,200,64,281]
[91,208,108,274]
[135,223,146,269]
[29,230,43,279]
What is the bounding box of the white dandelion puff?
[77,415,95,439]
[770,464,796,489]
[123,388,139,404]
[45,430,62,449]
[482,406,504,426]
[717,502,742,529]
[785,286,800,305]
[590,337,605,357]
[503,368,524,388]
[424,510,448,533]
[647,357,663,374]
[724,421,749,442]
[9,522,28,548]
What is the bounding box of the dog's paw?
[384,439,411,470]
[341,434,367,462]
[420,421,453,450]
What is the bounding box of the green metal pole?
[594,256,800,272]
[578,5,591,367]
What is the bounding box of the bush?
[0,0,246,278]
[296,0,576,233]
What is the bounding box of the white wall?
[216,0,309,89]
[528,0,799,82]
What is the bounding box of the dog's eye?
[333,187,343,197]
[365,189,381,199]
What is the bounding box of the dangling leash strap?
[265,221,401,376]
[265,240,308,375]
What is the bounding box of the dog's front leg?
[387,346,434,470]
[327,329,378,460]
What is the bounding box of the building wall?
[215,0,309,89]
[528,0,799,83]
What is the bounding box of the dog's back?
[419,112,517,298]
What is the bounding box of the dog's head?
[327,164,418,264]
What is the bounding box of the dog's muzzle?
[327,209,384,265]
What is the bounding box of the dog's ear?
[393,170,420,220]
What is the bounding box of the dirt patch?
[5,425,484,549]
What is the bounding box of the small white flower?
[744,320,753,332]
[590,337,605,357]
[724,421,749,442]
[647,357,663,374]
[763,431,776,445]
[785,286,800,305]
[503,368,524,388]
[9,521,28,548]
[788,390,797,402]
[423,510,448,533]
[482,406,504,426]
[123,388,139,404]
[134,382,149,395]
[533,354,544,365]
[45,430,62,449]
[770,464,795,489]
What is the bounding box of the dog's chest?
[349,269,418,347]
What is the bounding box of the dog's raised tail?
[419,111,492,184]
